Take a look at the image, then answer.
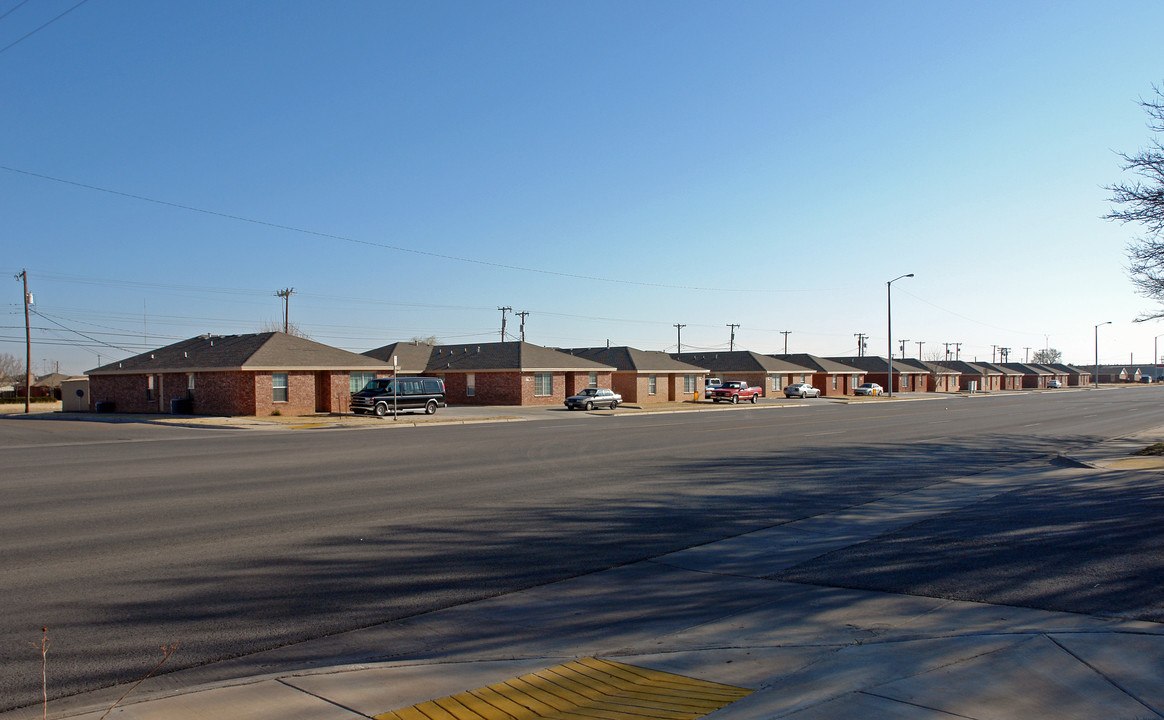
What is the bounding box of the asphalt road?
[1,388,1162,710]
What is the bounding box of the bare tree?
[1106,83,1164,320]
[0,352,22,382]
[410,335,439,345]
[1030,348,1062,364]
[258,320,311,339]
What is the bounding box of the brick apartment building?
[87,332,391,416]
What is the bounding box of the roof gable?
[562,347,707,373]
[88,333,391,375]
[426,341,615,372]
[671,351,814,374]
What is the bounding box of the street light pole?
[886,273,914,397]
[1154,333,1164,382]
[1095,321,1111,388]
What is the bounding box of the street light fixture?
[1155,333,1164,382]
[887,273,914,397]
[1094,321,1111,388]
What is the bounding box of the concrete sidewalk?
[7,437,1164,719]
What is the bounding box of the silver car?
[854,382,883,396]
[564,388,622,410]
[784,383,820,398]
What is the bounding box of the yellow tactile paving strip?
[374,657,754,720]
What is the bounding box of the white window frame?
[648,374,657,395]
[588,372,598,389]
[273,372,288,403]
[349,372,375,394]
[683,374,695,393]
[466,373,475,397]
[534,372,553,396]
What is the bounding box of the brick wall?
[89,375,152,413]
[189,372,256,415]
[252,370,316,416]
[439,371,524,405]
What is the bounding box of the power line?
[0,0,91,57]
[1,166,794,294]
[0,0,34,23]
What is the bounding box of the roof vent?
[476,346,480,353]
[118,362,122,368]
[150,354,155,359]
[184,352,188,358]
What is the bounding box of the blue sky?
[3,1,1164,375]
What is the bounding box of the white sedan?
[854,382,884,396]
[784,383,820,398]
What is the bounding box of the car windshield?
[365,379,393,392]
[579,388,597,396]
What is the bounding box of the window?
[187,373,195,391]
[350,372,376,394]
[466,373,475,397]
[832,375,838,389]
[770,374,783,391]
[534,372,553,396]
[648,374,657,395]
[683,374,696,393]
[588,372,598,389]
[273,373,288,403]
[146,375,155,401]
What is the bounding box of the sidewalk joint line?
[858,690,979,719]
[1045,634,1164,719]
[276,677,374,718]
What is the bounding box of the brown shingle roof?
[88,333,391,375]
[671,351,815,374]
[560,347,707,373]
[425,341,615,372]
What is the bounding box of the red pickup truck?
[710,380,762,404]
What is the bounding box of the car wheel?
[585,401,593,411]
[424,400,437,415]
[750,393,758,404]
[731,395,739,404]
[374,402,389,417]
[609,400,618,409]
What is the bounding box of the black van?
[350,377,446,416]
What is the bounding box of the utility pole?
[727,323,740,351]
[953,342,962,360]
[899,339,909,357]
[999,347,1010,362]
[674,324,686,353]
[15,270,30,413]
[780,330,791,354]
[992,345,998,363]
[275,288,295,333]
[1024,346,1032,362]
[498,306,512,342]
[916,341,924,360]
[943,342,952,361]
[854,333,868,357]
[516,311,529,342]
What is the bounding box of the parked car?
[1139,376,1153,383]
[710,381,762,404]
[351,377,446,416]
[854,382,883,396]
[565,387,622,410]
[784,383,820,398]
[704,378,723,399]
[1047,379,1062,388]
